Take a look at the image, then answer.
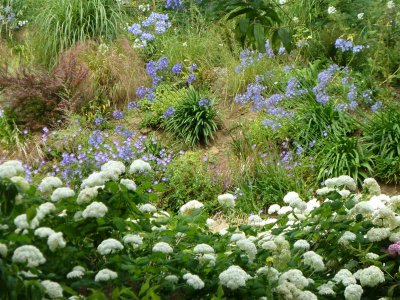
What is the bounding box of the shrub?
[0,62,88,130]
[161,152,222,211]
[1,159,400,299]
[315,135,374,185]
[290,100,356,148]
[363,106,400,183]
[33,0,124,66]
[164,87,219,147]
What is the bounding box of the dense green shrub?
[164,87,219,147]
[161,152,222,211]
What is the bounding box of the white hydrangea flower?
[101,160,126,176]
[248,214,266,226]
[38,176,63,193]
[256,266,280,282]
[120,178,136,191]
[363,178,381,195]
[261,240,277,251]
[278,269,309,289]
[138,203,157,213]
[41,280,63,299]
[47,232,66,252]
[50,187,75,202]
[366,227,391,242]
[219,265,251,290]
[230,232,246,242]
[165,275,179,284]
[357,13,364,20]
[358,266,385,287]
[283,191,301,205]
[152,242,173,254]
[277,206,292,215]
[183,273,205,289]
[0,243,8,257]
[198,253,216,266]
[81,171,109,188]
[95,268,118,282]
[302,251,325,271]
[387,1,395,9]
[206,218,216,228]
[333,269,356,286]
[36,202,56,220]
[389,231,400,242]
[77,186,101,205]
[293,240,310,250]
[97,238,124,255]
[151,225,167,232]
[179,200,204,215]
[344,284,363,300]
[268,204,281,214]
[317,281,336,296]
[14,214,38,232]
[217,193,235,208]
[67,266,85,279]
[82,202,108,218]
[338,231,357,245]
[236,239,257,262]
[339,189,351,198]
[193,244,214,254]
[316,187,335,196]
[0,161,24,179]
[366,252,379,260]
[122,234,143,248]
[129,159,152,174]
[10,176,30,191]
[12,245,46,267]
[325,176,356,191]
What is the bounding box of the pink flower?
[387,242,400,255]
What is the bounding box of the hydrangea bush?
[1,159,400,299]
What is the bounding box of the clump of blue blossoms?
[128,12,171,48]
[165,0,183,9]
[335,38,368,53]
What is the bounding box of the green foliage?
[316,135,374,185]
[290,100,356,148]
[164,87,219,147]
[33,0,124,66]
[140,85,188,128]
[161,151,222,211]
[210,0,292,53]
[363,106,400,183]
[235,153,311,213]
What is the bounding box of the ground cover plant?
[1,0,400,299]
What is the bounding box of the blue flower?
[128,23,142,35]
[128,101,139,110]
[198,98,211,107]
[113,110,124,120]
[187,74,196,84]
[171,63,183,75]
[163,107,176,119]
[136,86,148,99]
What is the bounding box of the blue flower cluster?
[312,64,339,105]
[335,38,367,53]
[235,40,286,73]
[128,12,171,48]
[136,57,198,102]
[165,0,183,9]
[198,98,211,108]
[163,106,176,119]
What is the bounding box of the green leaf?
[277,28,292,53]
[253,22,266,52]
